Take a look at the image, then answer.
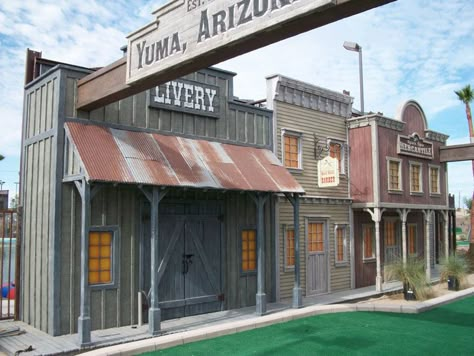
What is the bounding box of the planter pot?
[447,276,460,291]
[403,283,416,301]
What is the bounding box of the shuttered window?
[410,163,422,193]
[284,134,300,168]
[308,223,324,252]
[329,142,342,172]
[89,231,112,285]
[335,226,348,264]
[286,228,295,267]
[384,220,397,247]
[242,229,256,272]
[363,224,375,260]
[388,160,401,191]
[430,166,440,194]
[408,224,417,255]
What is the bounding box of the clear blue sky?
[0,0,473,207]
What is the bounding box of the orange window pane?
[308,223,324,252]
[242,230,256,272]
[336,228,345,262]
[286,229,295,267]
[88,231,113,285]
[363,226,373,259]
[330,143,342,172]
[408,225,416,255]
[385,221,396,247]
[284,135,299,168]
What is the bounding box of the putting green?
[143,296,474,355]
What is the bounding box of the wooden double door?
[142,208,223,320]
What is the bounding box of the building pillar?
[442,210,449,258]
[148,187,161,335]
[285,193,302,308]
[365,208,384,292]
[250,192,269,316]
[423,210,433,282]
[76,179,91,347]
[397,209,410,264]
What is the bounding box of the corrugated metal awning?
[65,122,304,194]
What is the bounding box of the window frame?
[240,227,257,275]
[327,138,346,175]
[362,224,376,262]
[334,224,349,266]
[283,224,295,271]
[88,225,120,290]
[386,157,403,193]
[407,223,418,257]
[281,128,303,171]
[428,164,441,196]
[409,161,423,195]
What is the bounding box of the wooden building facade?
[348,101,451,291]
[266,75,354,301]
[19,53,304,344]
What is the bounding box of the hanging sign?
[318,156,339,187]
[126,0,337,84]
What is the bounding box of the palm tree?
[455,85,474,246]
[0,154,4,161]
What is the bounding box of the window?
[282,129,302,169]
[335,225,348,264]
[362,224,375,260]
[429,165,440,194]
[384,220,397,247]
[308,222,324,252]
[329,141,344,174]
[387,158,402,191]
[409,162,423,193]
[242,229,256,272]
[285,227,295,268]
[89,231,113,285]
[408,224,417,256]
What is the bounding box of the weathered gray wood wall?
[68,68,272,149]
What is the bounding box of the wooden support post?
[285,193,302,308]
[397,209,410,265]
[442,210,449,258]
[76,179,91,347]
[423,210,433,282]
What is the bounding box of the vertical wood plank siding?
[74,70,272,149]
[278,200,351,299]
[275,101,348,198]
[21,74,57,332]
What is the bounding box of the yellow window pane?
[242,241,248,251]
[100,258,111,270]
[89,232,100,245]
[89,271,99,284]
[249,261,256,270]
[242,261,249,271]
[89,246,99,258]
[100,232,112,244]
[89,258,99,271]
[100,271,111,283]
[100,246,111,258]
[249,250,256,260]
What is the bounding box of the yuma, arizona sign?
[128,0,350,84]
[77,0,396,110]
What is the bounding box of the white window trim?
[407,223,418,257]
[327,138,346,175]
[428,164,441,196]
[386,157,403,193]
[283,224,295,272]
[334,224,349,266]
[89,225,120,290]
[281,128,303,170]
[409,161,423,195]
[362,224,376,262]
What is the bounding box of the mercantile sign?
[397,133,433,160]
[126,0,335,84]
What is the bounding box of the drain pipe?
[138,291,143,326]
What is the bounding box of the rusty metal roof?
[65,122,304,194]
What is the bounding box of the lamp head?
[343,41,361,52]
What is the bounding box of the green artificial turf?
[143,296,474,356]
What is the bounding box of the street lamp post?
[0,180,5,190]
[343,41,364,114]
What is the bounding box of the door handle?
[182,254,194,274]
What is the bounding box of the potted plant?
[385,257,429,301]
[439,254,469,291]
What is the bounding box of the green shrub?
[385,257,430,300]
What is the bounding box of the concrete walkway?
[0,274,456,356]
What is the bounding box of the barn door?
[156,214,222,320]
[384,219,400,265]
[306,221,328,295]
